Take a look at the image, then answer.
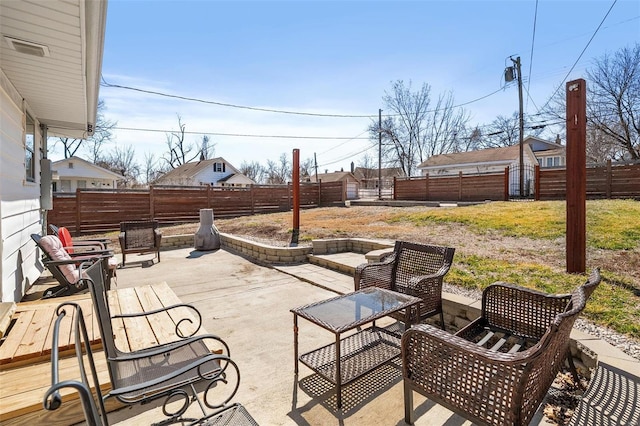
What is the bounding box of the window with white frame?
[213,162,225,172]
[25,114,35,182]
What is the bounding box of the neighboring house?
[353,167,404,189]
[155,158,256,187]
[0,1,107,302]
[309,171,360,199]
[417,136,566,196]
[52,157,123,192]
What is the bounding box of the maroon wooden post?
[504,167,510,201]
[606,159,612,199]
[425,173,430,201]
[291,149,300,245]
[534,165,540,201]
[566,79,587,273]
[393,176,397,200]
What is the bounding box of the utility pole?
[313,152,318,183]
[513,56,525,197]
[378,108,382,200]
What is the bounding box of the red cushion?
[58,227,74,254]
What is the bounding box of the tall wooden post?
[566,79,587,273]
[291,148,300,246]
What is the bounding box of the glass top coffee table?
[291,287,421,408]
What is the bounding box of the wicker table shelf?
[292,288,420,408]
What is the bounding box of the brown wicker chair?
[118,220,162,267]
[402,269,601,426]
[354,241,455,327]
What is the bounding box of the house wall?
[194,165,233,186]
[0,78,43,302]
[54,159,118,192]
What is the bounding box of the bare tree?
[375,80,470,176]
[586,43,639,160]
[53,99,115,160]
[300,157,314,181]
[142,152,166,185]
[421,91,471,156]
[543,44,639,161]
[264,153,291,184]
[97,144,140,187]
[481,113,520,148]
[199,135,216,160]
[162,115,200,168]
[239,160,264,183]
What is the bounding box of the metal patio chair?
[402,269,601,426]
[77,259,254,424]
[43,297,258,425]
[49,223,112,250]
[354,241,455,328]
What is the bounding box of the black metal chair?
[43,295,259,425]
[82,259,250,424]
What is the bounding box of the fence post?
[606,159,612,199]
[534,165,540,201]
[458,172,463,201]
[250,184,255,214]
[149,186,155,220]
[504,167,510,201]
[425,173,429,201]
[75,188,81,235]
[393,177,397,200]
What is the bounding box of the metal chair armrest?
[113,303,204,338]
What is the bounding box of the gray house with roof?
[417,136,566,196]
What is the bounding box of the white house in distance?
[155,157,256,187]
[52,156,123,192]
[0,0,107,302]
[417,136,566,196]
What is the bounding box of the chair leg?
[404,380,414,425]
[440,311,446,331]
[566,351,584,389]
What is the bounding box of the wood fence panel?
[395,178,427,201]
[460,174,505,201]
[427,176,459,201]
[538,169,566,200]
[318,182,344,205]
[611,163,640,198]
[48,195,77,233]
[152,187,210,223]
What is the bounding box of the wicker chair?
[354,241,455,327]
[118,220,162,267]
[402,269,601,426]
[43,297,258,425]
[82,259,247,423]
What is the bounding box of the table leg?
[335,333,342,408]
[293,314,299,375]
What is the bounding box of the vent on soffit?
[4,36,50,57]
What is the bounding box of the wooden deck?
[0,282,214,425]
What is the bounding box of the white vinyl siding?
[1,85,42,302]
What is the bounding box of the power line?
[526,0,539,113]
[109,126,370,140]
[537,0,618,114]
[101,76,506,118]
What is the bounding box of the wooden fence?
[394,171,508,202]
[536,160,640,200]
[393,160,640,202]
[48,181,346,235]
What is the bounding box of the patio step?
[307,252,366,276]
[273,263,354,295]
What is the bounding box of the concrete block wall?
[220,233,311,264]
[312,238,393,255]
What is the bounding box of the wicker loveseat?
[402,269,601,426]
[118,220,162,267]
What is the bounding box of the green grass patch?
[388,199,640,250]
[447,253,640,338]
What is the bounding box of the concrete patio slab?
[106,247,479,425]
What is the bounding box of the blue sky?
[81,0,640,175]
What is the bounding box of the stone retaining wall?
[162,234,638,376]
